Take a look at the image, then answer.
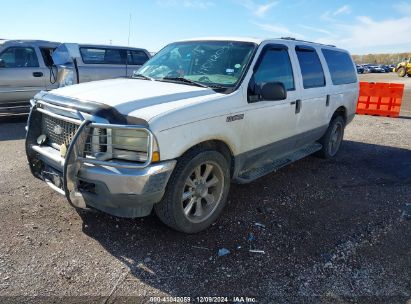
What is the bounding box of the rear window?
[295,46,325,89]
[80,47,127,64]
[127,50,149,65]
[322,49,357,85]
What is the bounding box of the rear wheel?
[397,67,406,77]
[155,149,230,233]
[316,116,345,159]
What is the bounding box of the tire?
[154,149,230,233]
[397,67,406,77]
[316,116,345,159]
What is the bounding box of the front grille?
[41,114,79,147]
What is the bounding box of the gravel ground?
[0,76,410,303]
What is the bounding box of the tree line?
[352,53,411,65]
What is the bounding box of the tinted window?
[296,46,325,89]
[253,47,295,91]
[80,48,127,64]
[127,50,149,65]
[322,49,357,85]
[0,47,39,68]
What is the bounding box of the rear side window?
[253,47,295,91]
[0,47,39,68]
[80,47,127,64]
[322,49,357,85]
[127,50,149,65]
[295,46,325,89]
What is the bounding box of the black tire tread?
[154,148,230,233]
[316,115,345,159]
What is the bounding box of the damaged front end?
[25,97,176,218]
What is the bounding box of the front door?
[0,46,46,106]
[239,44,300,169]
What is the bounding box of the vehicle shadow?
[78,140,411,300]
[0,116,27,141]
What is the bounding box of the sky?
[1,0,411,54]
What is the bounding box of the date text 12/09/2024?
[149,296,257,303]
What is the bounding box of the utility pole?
[128,14,132,47]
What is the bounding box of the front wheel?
[316,116,345,159]
[155,149,230,233]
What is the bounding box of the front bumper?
[77,161,176,217]
[26,103,176,218]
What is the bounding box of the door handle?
[326,94,330,107]
[290,101,296,105]
[33,72,43,77]
[295,99,301,114]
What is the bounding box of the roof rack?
[280,37,336,48]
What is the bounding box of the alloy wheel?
[181,161,224,223]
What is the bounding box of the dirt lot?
[0,74,410,303]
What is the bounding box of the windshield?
[135,41,256,90]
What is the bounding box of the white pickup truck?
[26,37,359,233]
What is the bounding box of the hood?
[48,78,220,121]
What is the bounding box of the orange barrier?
[356,82,404,118]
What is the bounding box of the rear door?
[0,46,46,105]
[77,47,128,82]
[293,45,328,147]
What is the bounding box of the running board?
[237,143,322,183]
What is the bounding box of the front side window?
[253,47,295,91]
[0,47,39,68]
[80,48,127,64]
[136,41,256,90]
[127,50,149,65]
[296,46,325,89]
[322,49,357,85]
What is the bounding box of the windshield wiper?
[160,77,208,88]
[132,73,154,81]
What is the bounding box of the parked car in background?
[52,43,151,87]
[0,40,59,115]
[26,37,359,233]
[378,65,392,73]
[356,64,364,74]
[362,65,371,73]
[364,64,385,73]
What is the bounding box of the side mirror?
[0,59,5,68]
[259,82,287,101]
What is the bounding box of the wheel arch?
[332,106,347,123]
[178,140,235,178]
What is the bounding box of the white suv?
[26,37,359,233]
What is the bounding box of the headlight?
[84,126,159,163]
[59,69,74,87]
[112,129,148,152]
[112,128,149,161]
